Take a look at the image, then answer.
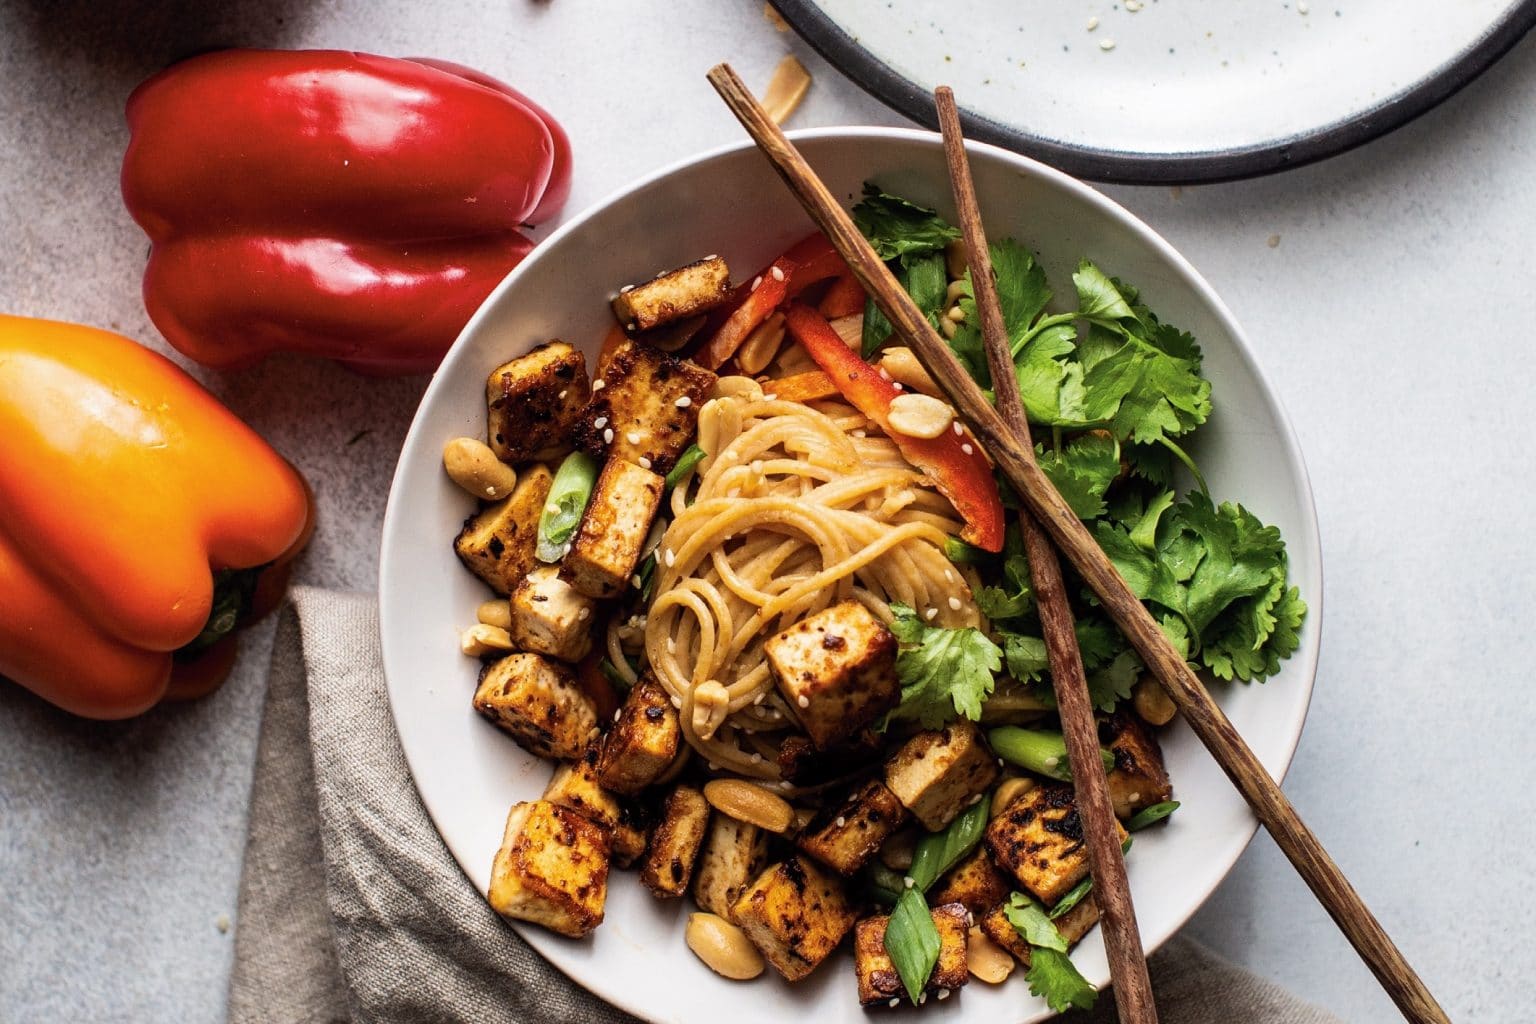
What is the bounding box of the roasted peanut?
[944,239,968,279]
[967,925,1016,984]
[878,827,919,871]
[990,777,1037,818]
[686,912,766,980]
[476,599,512,629]
[735,312,786,375]
[710,375,765,401]
[762,56,812,126]
[830,313,863,349]
[877,347,941,397]
[691,680,732,741]
[460,623,514,658]
[1133,677,1177,726]
[703,778,794,833]
[443,437,519,500]
[887,393,955,439]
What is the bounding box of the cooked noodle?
[635,377,980,780]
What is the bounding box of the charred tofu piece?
[797,779,909,876]
[486,342,591,464]
[884,721,1001,831]
[542,745,647,868]
[1101,711,1174,820]
[986,782,1128,905]
[765,601,899,751]
[560,458,664,600]
[731,856,858,982]
[929,846,1011,916]
[454,464,553,596]
[640,784,711,897]
[855,902,969,1005]
[611,255,731,332]
[693,814,769,920]
[487,800,610,938]
[979,894,1101,966]
[595,676,680,795]
[776,729,883,786]
[473,653,599,761]
[509,566,599,663]
[572,338,716,474]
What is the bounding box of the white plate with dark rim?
[771,0,1536,184]
[379,127,1323,1023]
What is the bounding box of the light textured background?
[1,2,1532,1021]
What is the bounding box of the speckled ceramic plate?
[771,0,1536,183]
[379,128,1323,1023]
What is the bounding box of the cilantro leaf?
[887,603,1001,727]
[1073,260,1136,323]
[1014,324,1091,426]
[1003,892,1067,951]
[1086,648,1141,712]
[1001,631,1049,682]
[1073,615,1122,672]
[1026,947,1098,1012]
[852,185,961,262]
[1037,432,1121,519]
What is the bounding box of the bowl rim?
[379,124,1324,1021]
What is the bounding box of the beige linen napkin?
[226,587,1344,1024]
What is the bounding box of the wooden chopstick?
[705,62,1451,1024]
[934,86,1158,1024]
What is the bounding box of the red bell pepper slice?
[697,257,794,369]
[818,272,867,319]
[765,370,839,403]
[782,303,1005,552]
[782,233,848,295]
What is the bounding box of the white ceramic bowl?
[379,127,1322,1024]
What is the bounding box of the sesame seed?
[751,275,763,291]
[925,607,939,621]
[750,460,764,474]
[797,695,810,708]
[1100,38,1116,51]
[638,456,652,470]
[952,421,964,436]
[664,549,676,567]
[903,876,915,889]
[620,284,635,293]
[937,988,951,1001]
[997,757,1005,767]
[675,396,692,408]
[603,428,614,444]
[667,638,677,654]
[578,607,591,621]
[707,762,718,772]
[888,999,901,1009]
[1086,14,1099,29]
[1130,792,1142,803]
[631,575,642,589]
[852,429,866,438]
[948,596,962,611]
[1044,755,1060,769]
[835,816,846,827]
[919,993,927,1006]
[750,752,762,763]
[613,708,622,721]
[944,569,955,582]
[545,503,559,514]
[593,416,608,429]
[558,389,568,400]
[968,793,982,805]
[770,266,785,282]
[961,443,974,455]
[753,692,765,705]
[1125,0,1142,10]
[593,379,606,390]
[892,382,904,391]
[762,393,777,402]
[484,487,495,496]
[627,431,642,444]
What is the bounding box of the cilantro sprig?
[886,603,1001,728]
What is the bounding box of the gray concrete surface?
[1,1,1532,1021]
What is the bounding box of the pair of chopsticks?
[707,63,1450,1024]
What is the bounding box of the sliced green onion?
[943,535,991,566]
[1048,876,1094,920]
[536,452,600,563]
[598,657,636,692]
[1124,800,1180,832]
[988,727,1114,782]
[884,888,940,1004]
[864,862,907,907]
[664,444,706,490]
[908,794,991,892]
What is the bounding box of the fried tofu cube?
[473,653,599,761]
[765,601,899,751]
[573,338,716,474]
[854,902,969,1005]
[509,566,599,663]
[797,779,909,876]
[985,782,1128,905]
[776,729,884,786]
[611,255,731,332]
[486,342,591,464]
[929,845,1011,915]
[487,800,610,938]
[692,814,769,920]
[979,894,1101,966]
[543,745,647,867]
[1101,711,1174,820]
[560,458,664,600]
[641,784,711,897]
[454,463,553,595]
[732,856,858,981]
[884,721,1001,831]
[595,676,680,794]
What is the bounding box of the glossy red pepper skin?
[783,303,1006,552]
[121,50,572,375]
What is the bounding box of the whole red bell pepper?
[121,49,573,375]
[0,315,314,718]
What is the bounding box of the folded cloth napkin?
[227,587,1344,1024]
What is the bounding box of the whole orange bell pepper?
[0,316,313,718]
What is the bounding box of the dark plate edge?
[770,0,1536,184]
